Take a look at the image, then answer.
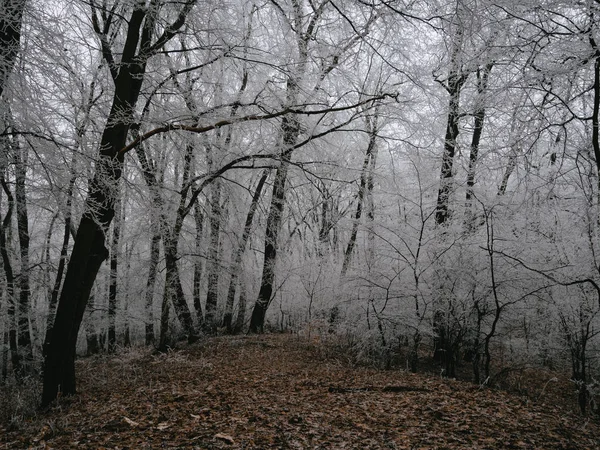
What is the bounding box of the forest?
[1,0,600,430]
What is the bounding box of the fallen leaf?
[156,422,171,431]
[215,433,235,444]
[123,416,139,427]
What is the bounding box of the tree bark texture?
[192,202,204,327]
[107,195,121,353]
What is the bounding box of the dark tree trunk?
[223,169,269,332]
[192,202,204,327]
[85,291,100,355]
[435,24,467,226]
[464,63,492,229]
[204,178,221,333]
[318,182,332,256]
[145,225,160,346]
[44,171,75,343]
[135,144,197,345]
[123,243,132,347]
[249,114,298,333]
[41,0,187,406]
[107,195,121,353]
[0,178,18,378]
[14,141,32,369]
[233,277,247,334]
[341,121,377,276]
[0,0,26,98]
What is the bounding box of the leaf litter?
[1,334,599,449]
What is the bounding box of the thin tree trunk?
[123,243,132,347]
[145,223,160,345]
[318,181,332,256]
[249,113,298,333]
[435,23,467,226]
[42,0,198,405]
[341,122,377,277]
[13,140,32,367]
[107,195,121,353]
[44,169,75,342]
[497,152,517,196]
[464,63,492,229]
[223,169,269,332]
[365,114,378,269]
[192,202,204,327]
[0,177,19,378]
[233,275,247,334]
[204,177,221,333]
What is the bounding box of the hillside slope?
[2,334,599,449]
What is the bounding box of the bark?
[107,195,121,353]
[203,177,221,333]
[85,291,100,355]
[144,223,160,345]
[14,141,31,364]
[223,169,269,332]
[192,202,204,327]
[123,243,132,347]
[0,177,18,377]
[233,275,247,334]
[42,0,197,406]
[591,52,600,224]
[318,182,332,256]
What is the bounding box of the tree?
[42,0,197,407]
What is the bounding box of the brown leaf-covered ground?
[1,334,599,449]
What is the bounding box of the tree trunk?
[249,114,298,333]
[233,276,247,334]
[341,120,377,276]
[435,23,467,226]
[135,144,197,344]
[0,0,26,98]
[85,291,100,355]
[41,0,181,406]
[464,63,492,229]
[223,169,269,332]
[145,224,160,346]
[14,140,32,370]
[0,177,18,378]
[107,195,121,353]
[44,170,75,343]
[204,177,221,333]
[192,202,204,327]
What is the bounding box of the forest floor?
[1,334,600,449]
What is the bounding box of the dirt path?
[2,334,599,449]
